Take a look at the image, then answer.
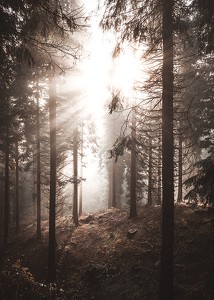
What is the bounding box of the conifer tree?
[159,0,174,298]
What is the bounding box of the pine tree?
[159,0,174,298]
[36,80,42,239]
[15,140,19,233]
[48,77,57,282]
[72,127,79,226]
[129,106,137,218]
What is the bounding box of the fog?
[53,1,141,214]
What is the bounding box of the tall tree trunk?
[79,125,83,217]
[110,115,117,208]
[148,140,153,206]
[15,141,19,233]
[73,127,79,226]
[177,130,183,202]
[79,179,82,216]
[129,106,137,218]
[112,159,116,208]
[116,157,124,206]
[159,0,174,299]
[36,83,41,239]
[48,78,57,282]
[0,179,3,232]
[32,152,36,219]
[157,141,162,205]
[108,163,112,208]
[78,162,83,217]
[3,103,10,246]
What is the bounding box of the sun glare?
[59,1,149,212]
[61,0,145,117]
[110,45,142,97]
[79,30,143,113]
[79,28,112,114]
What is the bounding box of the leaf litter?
[1,204,214,299]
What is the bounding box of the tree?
[79,125,84,217]
[192,0,214,54]
[182,0,214,207]
[184,155,214,207]
[129,106,137,218]
[48,77,57,282]
[147,139,153,207]
[36,80,42,239]
[157,139,162,205]
[15,140,19,233]
[105,111,125,209]
[176,126,183,202]
[3,98,10,246]
[159,0,174,299]
[72,126,79,226]
[111,159,117,208]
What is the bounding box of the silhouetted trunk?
[129,107,137,219]
[36,83,41,239]
[177,131,182,202]
[15,141,19,233]
[79,126,83,217]
[73,128,79,226]
[79,180,82,216]
[48,78,57,282]
[3,103,10,246]
[157,141,162,205]
[112,159,116,208]
[0,179,3,231]
[159,0,174,299]
[116,157,124,206]
[148,141,153,206]
[108,163,112,208]
[79,161,83,217]
[32,152,36,219]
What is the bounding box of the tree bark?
[148,140,153,206]
[112,159,117,208]
[159,0,174,299]
[108,162,112,208]
[79,180,82,216]
[15,141,19,233]
[79,159,83,217]
[3,102,10,246]
[157,138,162,205]
[79,125,83,217]
[73,127,79,226]
[48,77,57,282]
[177,130,183,202]
[129,106,137,218]
[36,83,41,239]
[32,152,36,219]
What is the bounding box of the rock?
[82,214,95,224]
[127,228,138,238]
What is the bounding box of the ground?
[1,204,214,299]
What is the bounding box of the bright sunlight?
[59,1,148,213]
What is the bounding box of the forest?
[0,0,214,299]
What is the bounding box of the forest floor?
[1,203,214,300]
